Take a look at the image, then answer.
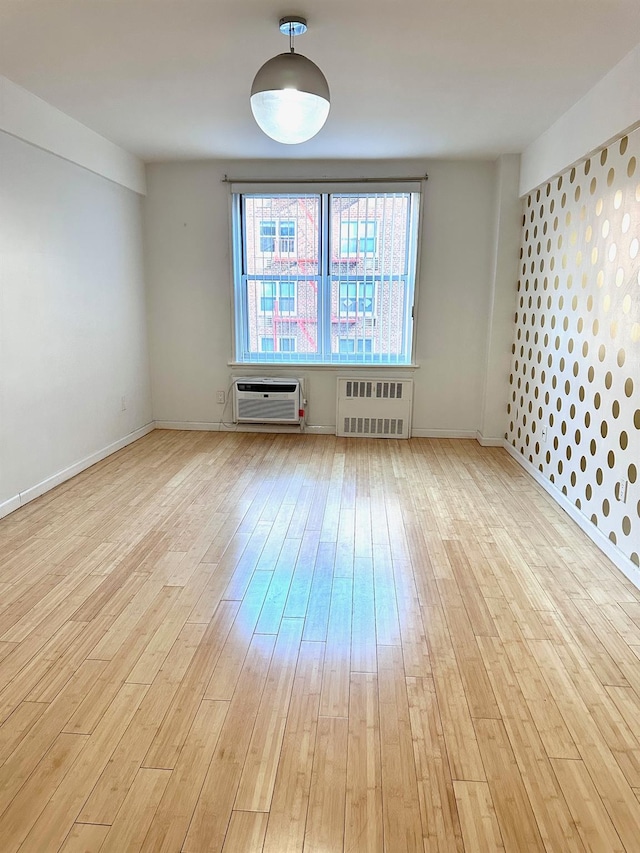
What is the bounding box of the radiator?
[336,378,413,438]
[232,377,303,424]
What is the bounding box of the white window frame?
[232,187,421,366]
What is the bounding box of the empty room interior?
[2,1,640,851]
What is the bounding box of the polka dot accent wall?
[507,130,640,568]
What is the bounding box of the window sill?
[228,361,420,370]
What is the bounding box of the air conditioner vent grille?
[343,417,404,437]
[344,380,404,400]
[337,378,413,439]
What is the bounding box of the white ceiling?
[1,0,640,162]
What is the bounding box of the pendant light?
[250,16,330,145]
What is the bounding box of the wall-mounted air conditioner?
[232,377,303,424]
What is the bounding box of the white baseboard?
[476,431,505,447]
[0,495,21,519]
[154,420,221,431]
[155,420,336,435]
[503,441,640,591]
[411,428,477,439]
[0,422,155,521]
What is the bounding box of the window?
[259,219,296,253]
[279,221,296,253]
[260,336,296,353]
[259,281,296,314]
[338,281,375,316]
[340,220,377,255]
[233,190,420,364]
[259,221,277,252]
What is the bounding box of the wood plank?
[235,618,303,811]
[377,644,423,852]
[262,640,324,853]
[0,732,88,853]
[304,715,348,853]
[474,717,546,851]
[453,780,505,852]
[143,599,239,769]
[319,575,352,717]
[59,823,110,852]
[551,757,625,852]
[99,767,171,853]
[221,811,269,853]
[345,672,384,853]
[182,634,275,853]
[139,699,229,853]
[406,675,463,853]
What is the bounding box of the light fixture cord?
[289,23,294,53]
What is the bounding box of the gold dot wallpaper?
[508,130,640,568]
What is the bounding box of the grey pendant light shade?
[250,18,330,144]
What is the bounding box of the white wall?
[0,75,146,195]
[0,131,152,513]
[145,158,505,437]
[520,43,640,196]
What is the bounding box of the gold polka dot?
[596,198,603,215]
[622,213,631,233]
[602,220,610,238]
[616,268,624,287]
[634,410,640,430]
[620,136,628,155]
[622,517,631,536]
[629,157,637,178]
[617,349,626,368]
[614,190,623,208]
[625,378,634,397]
[608,243,617,262]
[623,295,632,314]
[631,238,639,259]
[600,150,608,166]
[620,431,628,450]
[607,168,615,187]
[632,323,640,342]
[629,464,638,484]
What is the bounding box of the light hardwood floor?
[1,430,640,852]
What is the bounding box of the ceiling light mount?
[250,14,330,145]
[279,16,308,38]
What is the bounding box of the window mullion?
[320,193,332,361]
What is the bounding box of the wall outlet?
[216,390,226,404]
[615,480,628,503]
[121,395,127,411]
[541,426,547,442]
